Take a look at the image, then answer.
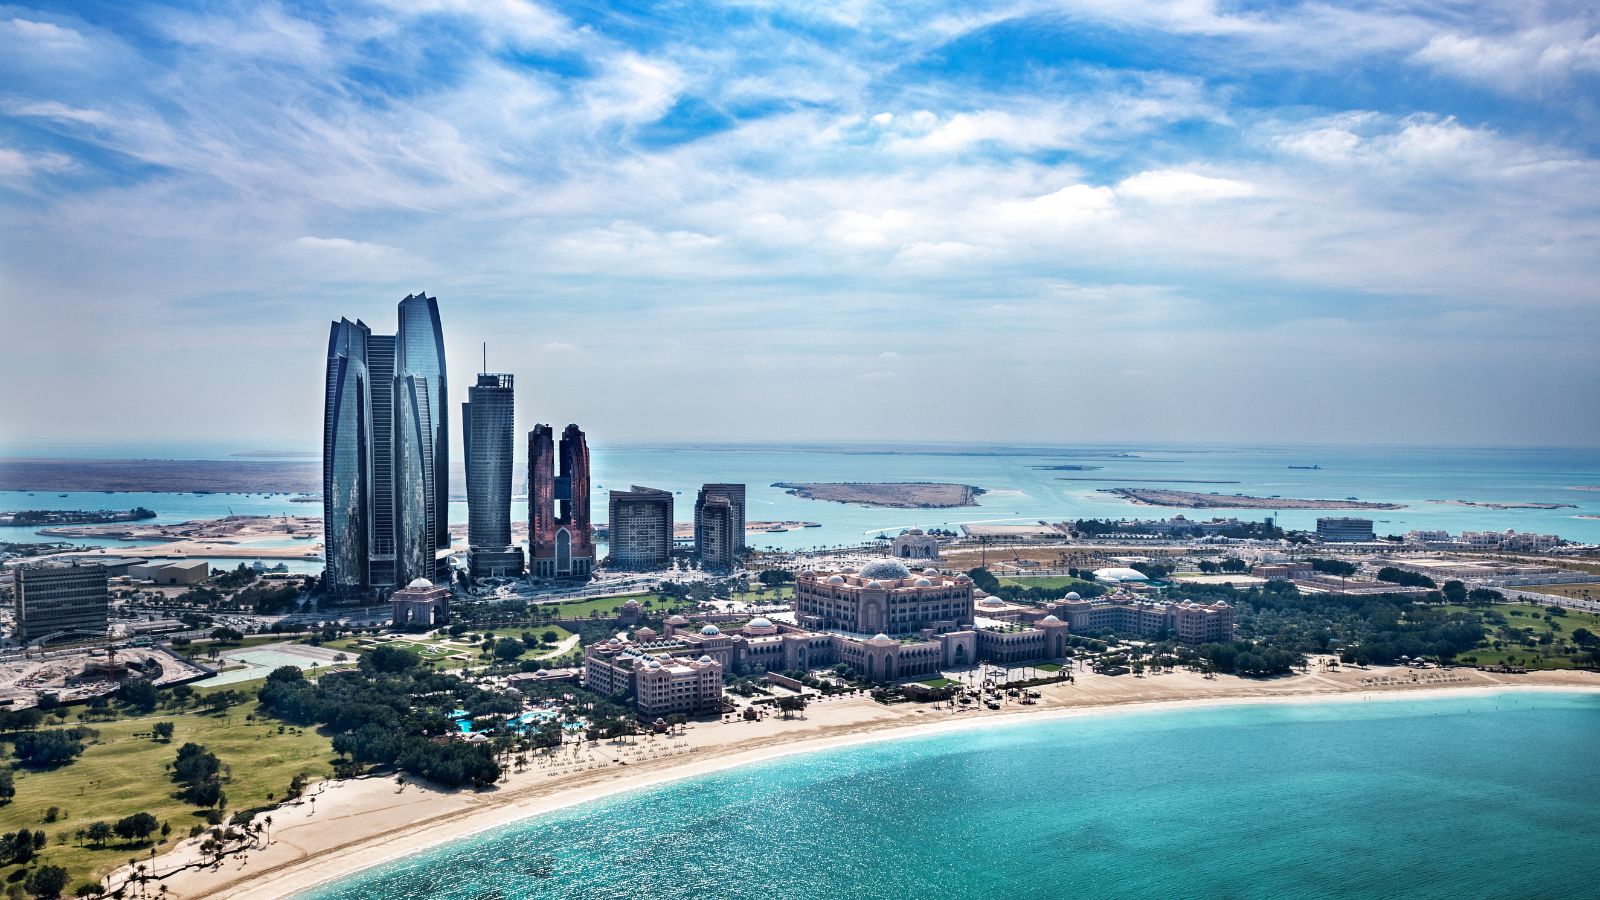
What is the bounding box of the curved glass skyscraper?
[394,293,450,585]
[322,318,372,595]
[321,294,451,596]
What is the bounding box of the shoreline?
[145,668,1600,899]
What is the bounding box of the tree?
[1441,580,1468,604]
[24,864,68,898]
[12,730,87,768]
[152,721,175,742]
[493,638,524,662]
[114,812,159,843]
[0,769,12,803]
[117,680,159,713]
[775,695,808,719]
[86,821,113,847]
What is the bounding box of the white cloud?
[1414,24,1600,90]
[1116,169,1256,202]
[0,146,74,179]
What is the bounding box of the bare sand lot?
[774,482,985,508]
[138,665,1598,900]
[1101,487,1403,510]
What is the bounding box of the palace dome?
[1065,592,1081,601]
[666,614,689,625]
[922,567,939,576]
[865,580,883,589]
[1041,614,1061,623]
[827,575,846,584]
[748,617,773,629]
[406,578,433,590]
[700,624,721,636]
[914,577,932,587]
[859,559,912,581]
[869,633,893,644]
[698,655,713,664]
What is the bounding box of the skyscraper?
[394,293,450,585]
[321,293,450,597]
[463,373,521,578]
[529,423,594,578]
[323,317,372,595]
[14,563,109,643]
[367,333,396,588]
[695,483,746,568]
[695,483,745,571]
[608,485,673,570]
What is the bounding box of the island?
[1100,488,1403,510]
[0,457,319,493]
[0,507,157,527]
[1431,500,1578,510]
[773,482,985,508]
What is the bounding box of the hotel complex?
[586,558,1235,713]
[607,486,674,570]
[529,424,596,578]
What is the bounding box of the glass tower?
[322,317,372,595]
[463,373,521,578]
[394,292,449,585]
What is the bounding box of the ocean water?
[3,443,1598,551]
[303,691,1600,900]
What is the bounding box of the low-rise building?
[889,529,939,561]
[127,560,210,585]
[1252,561,1314,580]
[584,638,724,717]
[391,577,450,627]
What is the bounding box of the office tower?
[14,563,109,643]
[695,483,746,565]
[394,293,450,584]
[323,317,372,595]
[695,489,738,571]
[320,293,450,597]
[367,333,396,587]
[608,486,674,570]
[463,373,522,578]
[529,423,595,578]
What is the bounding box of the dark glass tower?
[394,293,449,585]
[322,317,372,595]
[463,373,521,578]
[367,334,396,588]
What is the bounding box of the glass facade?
[463,373,519,577]
[323,317,371,594]
[395,293,449,584]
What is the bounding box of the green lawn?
[916,677,956,689]
[1427,602,1600,670]
[535,592,691,620]
[1033,662,1063,672]
[0,700,333,889]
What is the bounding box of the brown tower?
[528,423,594,578]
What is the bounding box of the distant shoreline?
[1101,487,1403,510]
[0,458,319,494]
[773,482,986,508]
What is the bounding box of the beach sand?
[141,664,1599,899]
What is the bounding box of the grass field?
[916,677,956,689]
[0,701,333,889]
[1430,602,1600,670]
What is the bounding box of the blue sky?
[1,0,1597,450]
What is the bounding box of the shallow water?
[304,690,1600,900]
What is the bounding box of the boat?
[803,522,822,528]
[1288,465,1321,470]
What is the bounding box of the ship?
[1287,465,1321,470]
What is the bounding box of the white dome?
[1065,592,1081,600]
[827,574,846,585]
[980,597,1004,607]
[647,660,662,669]
[859,559,912,581]
[865,580,883,589]
[955,574,972,583]
[623,598,641,607]
[698,654,713,664]
[870,633,892,643]
[922,567,939,576]
[700,624,721,636]
[1041,614,1061,623]
[841,567,857,574]
[666,614,689,625]
[748,617,773,628]
[914,577,932,587]
[406,578,433,589]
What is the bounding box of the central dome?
[858,559,912,581]
[405,577,433,589]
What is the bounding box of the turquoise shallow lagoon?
[304,691,1600,900]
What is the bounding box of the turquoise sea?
[304,691,1600,900]
[4,443,1599,552]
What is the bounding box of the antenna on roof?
[482,341,487,375]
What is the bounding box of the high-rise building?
[321,293,450,597]
[463,373,521,578]
[14,563,109,643]
[394,293,450,585]
[529,424,595,578]
[1316,517,1375,542]
[694,488,738,571]
[695,483,745,569]
[323,317,372,595]
[367,334,396,588]
[608,485,674,570]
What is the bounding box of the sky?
[1,0,1597,453]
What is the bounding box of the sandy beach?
[137,663,1600,899]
